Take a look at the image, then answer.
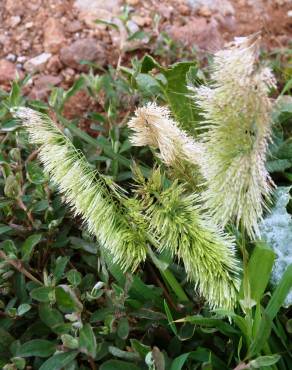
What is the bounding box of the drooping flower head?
[194,34,276,237]
[128,102,204,188]
[128,102,204,167]
[15,108,147,271]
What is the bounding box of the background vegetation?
[0,44,292,370]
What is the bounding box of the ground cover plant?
[0,34,292,370]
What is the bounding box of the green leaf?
[117,317,129,340]
[21,233,42,262]
[66,270,82,287]
[164,300,177,335]
[249,354,281,368]
[130,339,151,359]
[162,62,198,131]
[17,339,56,358]
[266,264,292,319]
[108,346,140,361]
[79,323,97,358]
[239,242,275,304]
[99,360,141,370]
[26,162,46,184]
[141,54,161,73]
[55,285,83,313]
[30,287,55,302]
[135,73,161,96]
[170,353,190,370]
[39,351,78,370]
[0,328,14,349]
[17,303,31,316]
[39,303,67,334]
[248,311,272,358]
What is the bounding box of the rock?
[74,0,121,28]
[198,6,212,17]
[44,18,66,53]
[126,0,139,5]
[168,16,223,52]
[24,53,52,73]
[187,0,234,16]
[17,56,27,63]
[5,0,25,15]
[60,38,106,70]
[34,74,63,89]
[25,22,34,29]
[9,16,21,28]
[21,40,31,51]
[66,20,83,33]
[156,4,173,19]
[0,59,23,84]
[6,54,16,62]
[29,75,63,100]
[132,15,152,27]
[178,4,191,15]
[47,55,63,73]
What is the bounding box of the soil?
[0,0,291,118]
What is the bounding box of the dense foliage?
[0,40,292,370]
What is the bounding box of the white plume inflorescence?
[128,102,204,168]
[195,35,276,237]
[15,108,147,272]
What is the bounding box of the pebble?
[24,53,52,73]
[9,16,21,28]
[60,38,106,70]
[0,59,23,83]
[44,18,66,53]
[6,53,16,62]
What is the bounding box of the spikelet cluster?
[128,102,204,168]
[135,169,240,309]
[195,35,276,237]
[15,108,147,271]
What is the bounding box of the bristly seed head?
[194,34,276,238]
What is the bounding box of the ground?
[0,0,291,105]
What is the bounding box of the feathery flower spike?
[128,102,204,168]
[15,108,147,271]
[135,169,240,309]
[195,34,276,237]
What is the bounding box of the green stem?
[160,268,189,303]
[146,233,189,303]
[240,224,253,350]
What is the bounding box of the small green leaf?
[164,300,177,335]
[79,323,97,358]
[266,264,292,319]
[39,351,78,370]
[66,270,82,287]
[239,242,275,304]
[26,162,46,184]
[117,317,129,340]
[30,287,55,302]
[39,303,67,334]
[17,339,56,358]
[55,285,83,313]
[249,354,281,368]
[170,353,190,370]
[99,360,141,370]
[21,234,42,262]
[130,339,151,359]
[17,303,31,316]
[61,335,79,350]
